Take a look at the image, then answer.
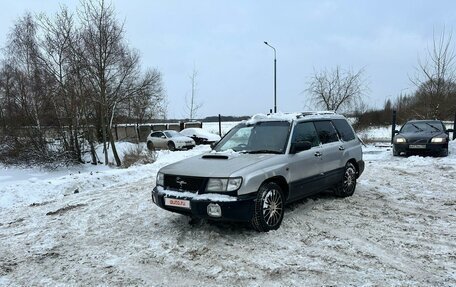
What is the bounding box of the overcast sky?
[1,1,456,118]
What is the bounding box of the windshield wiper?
[425,123,441,132]
[411,124,423,132]
[242,150,282,154]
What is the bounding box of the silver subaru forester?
[151,112,364,232]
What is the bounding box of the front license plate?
[409,144,426,149]
[164,198,190,209]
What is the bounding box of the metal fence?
[112,121,203,142]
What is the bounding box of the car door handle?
[339,146,345,151]
[314,151,322,157]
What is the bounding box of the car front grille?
[164,175,205,193]
[409,139,428,144]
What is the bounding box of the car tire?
[334,162,357,197]
[440,148,448,157]
[167,141,176,151]
[147,141,155,151]
[393,146,399,156]
[251,182,285,232]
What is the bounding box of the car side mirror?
[394,130,400,134]
[447,128,454,133]
[290,141,312,154]
[161,136,166,139]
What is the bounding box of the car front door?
[287,121,324,201]
[151,132,167,149]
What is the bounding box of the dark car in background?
[393,120,454,157]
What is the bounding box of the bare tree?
[307,66,367,113]
[126,69,166,124]
[78,0,166,166]
[37,7,84,161]
[0,61,16,130]
[184,67,202,120]
[0,1,167,166]
[411,29,456,119]
[5,14,52,153]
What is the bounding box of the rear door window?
[313,121,339,144]
[291,122,320,147]
[332,119,356,141]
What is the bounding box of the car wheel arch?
[167,141,176,151]
[347,158,359,178]
[147,141,155,150]
[260,176,289,202]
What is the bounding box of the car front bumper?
[151,186,255,222]
[176,143,195,150]
[393,143,448,155]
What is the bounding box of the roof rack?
[297,111,336,118]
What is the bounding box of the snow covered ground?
[1,134,456,285]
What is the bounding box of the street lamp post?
[264,41,277,113]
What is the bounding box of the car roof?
[243,111,347,125]
[295,112,346,122]
[405,120,442,123]
[153,130,179,133]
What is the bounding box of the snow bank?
[0,145,211,209]
[83,142,148,164]
[1,139,456,285]
[357,126,393,142]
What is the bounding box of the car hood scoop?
[201,154,229,160]
[160,152,276,177]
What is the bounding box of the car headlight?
[206,177,242,192]
[395,137,406,143]
[431,137,445,143]
[156,172,164,186]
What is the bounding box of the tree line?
[307,30,456,129]
[0,0,166,166]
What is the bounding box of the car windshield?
[164,130,181,138]
[214,121,291,154]
[401,121,444,133]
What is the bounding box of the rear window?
[313,121,339,144]
[332,119,356,141]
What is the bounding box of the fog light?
[207,203,222,217]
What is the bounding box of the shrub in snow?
[122,145,156,168]
[0,136,80,168]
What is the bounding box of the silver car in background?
[151,112,364,231]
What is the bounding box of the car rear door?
[332,118,358,167]
[313,120,343,188]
